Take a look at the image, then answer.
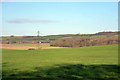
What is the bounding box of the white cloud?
[7,19,60,23]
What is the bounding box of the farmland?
[1,31,119,79]
[2,31,118,44]
[1,43,65,50]
[2,44,118,79]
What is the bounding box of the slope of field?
[2,45,118,79]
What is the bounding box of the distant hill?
[50,31,118,47]
[2,31,118,44]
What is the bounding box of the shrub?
[50,36,118,47]
[28,48,35,50]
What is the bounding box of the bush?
[28,48,35,50]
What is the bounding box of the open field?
[0,44,65,50]
[2,44,118,79]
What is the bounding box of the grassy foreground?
[2,45,119,79]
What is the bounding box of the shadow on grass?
[2,64,119,80]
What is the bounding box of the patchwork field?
[1,44,65,50]
[2,44,119,79]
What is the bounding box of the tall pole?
[37,31,40,49]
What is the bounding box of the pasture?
[2,44,118,79]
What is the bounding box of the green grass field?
[2,44,119,79]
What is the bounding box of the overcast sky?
[2,2,118,36]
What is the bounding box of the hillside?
[2,31,118,44]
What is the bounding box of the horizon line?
[1,31,118,37]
